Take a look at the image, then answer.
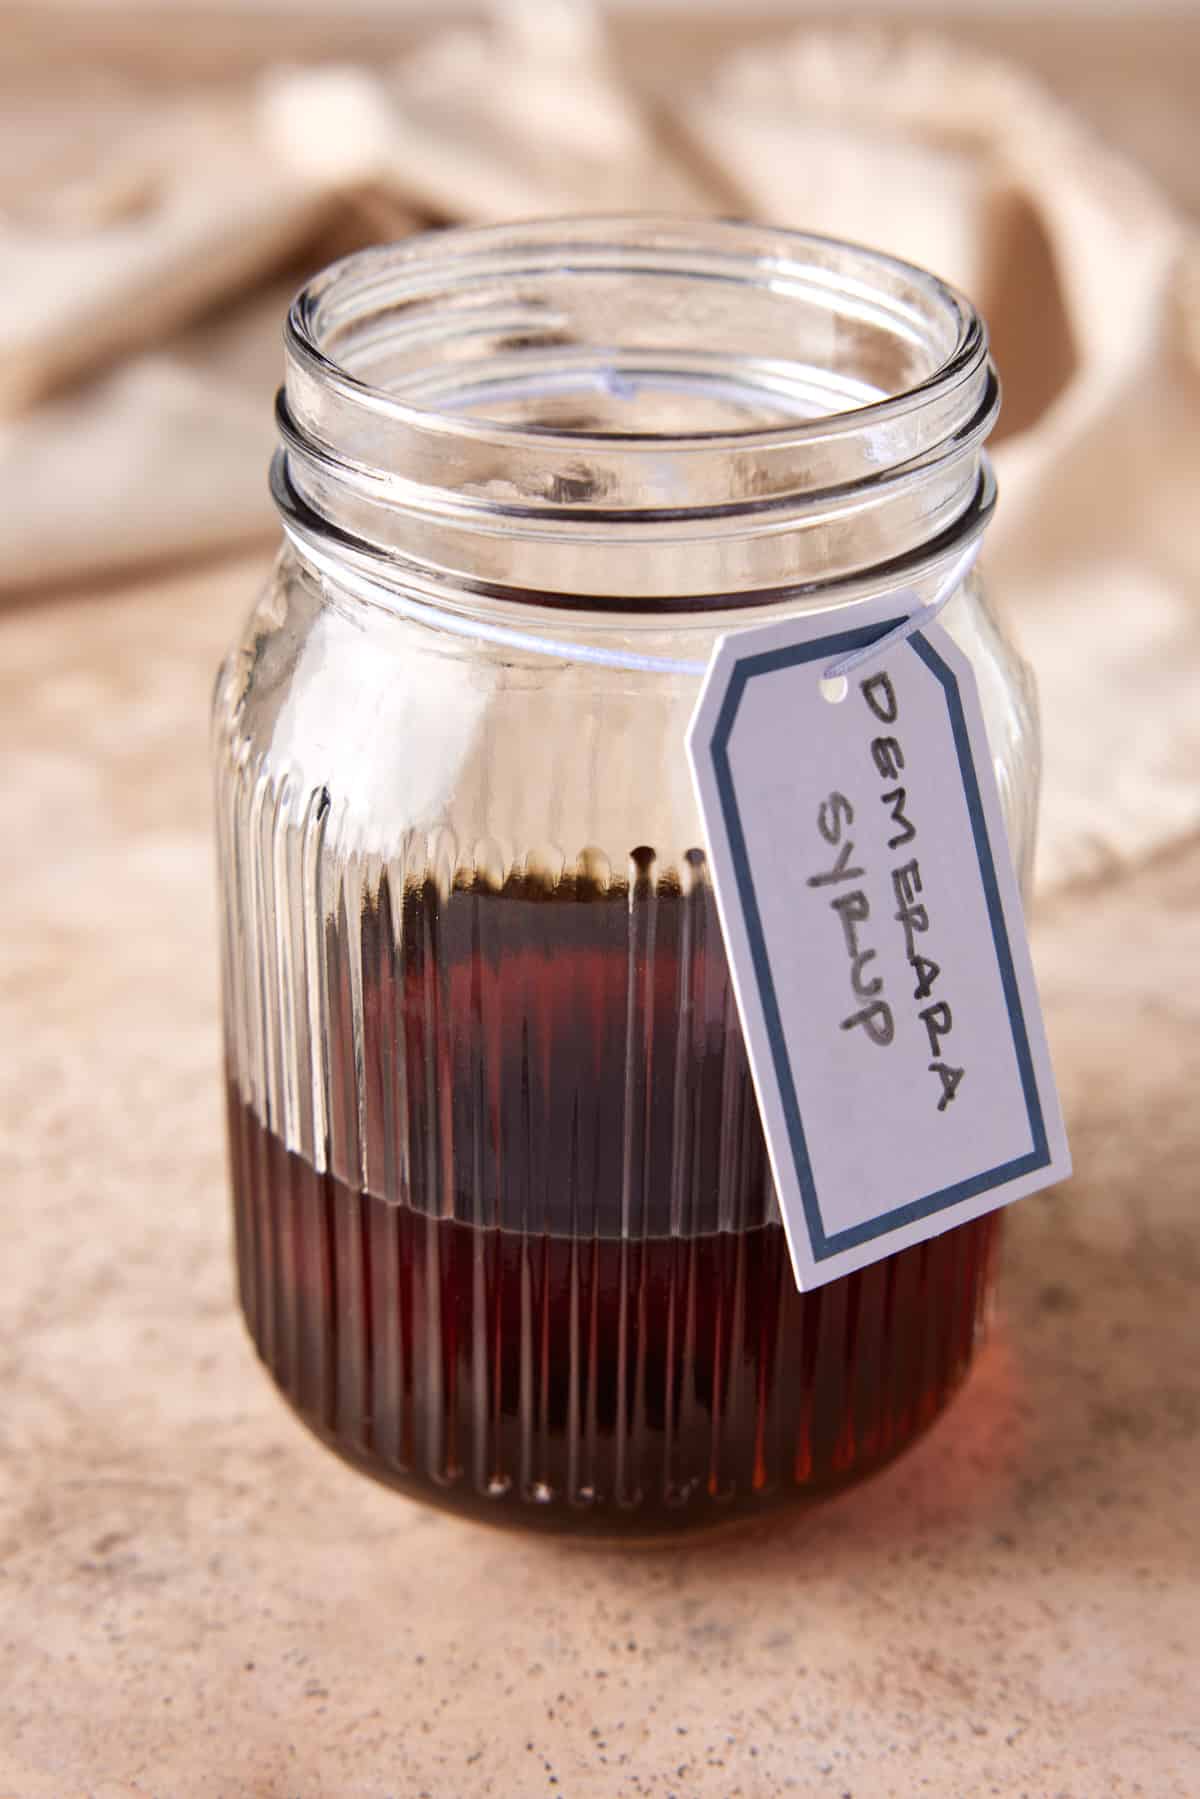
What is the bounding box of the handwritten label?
[688,600,1070,1291]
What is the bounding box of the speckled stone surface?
[2,555,1198,1798]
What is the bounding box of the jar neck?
[274,218,998,609]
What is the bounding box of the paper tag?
[687,599,1071,1291]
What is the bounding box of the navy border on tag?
[709,622,1052,1260]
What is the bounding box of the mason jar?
[212,218,1035,1536]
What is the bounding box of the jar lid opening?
[278,217,997,600]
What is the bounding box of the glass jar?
[212,219,1035,1536]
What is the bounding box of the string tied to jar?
[281,520,984,690]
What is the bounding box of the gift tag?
[687,597,1071,1291]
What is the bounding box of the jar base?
[229,1088,999,1541]
[245,1322,984,1542]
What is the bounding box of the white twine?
[820,538,982,682]
[282,523,982,683]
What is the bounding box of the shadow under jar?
[213,218,1037,1536]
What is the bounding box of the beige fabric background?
[3,2,1198,891]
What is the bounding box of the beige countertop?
[2,552,1198,1797]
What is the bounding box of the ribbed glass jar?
[212,219,1037,1536]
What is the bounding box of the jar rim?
[286,215,984,453]
[277,216,997,601]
